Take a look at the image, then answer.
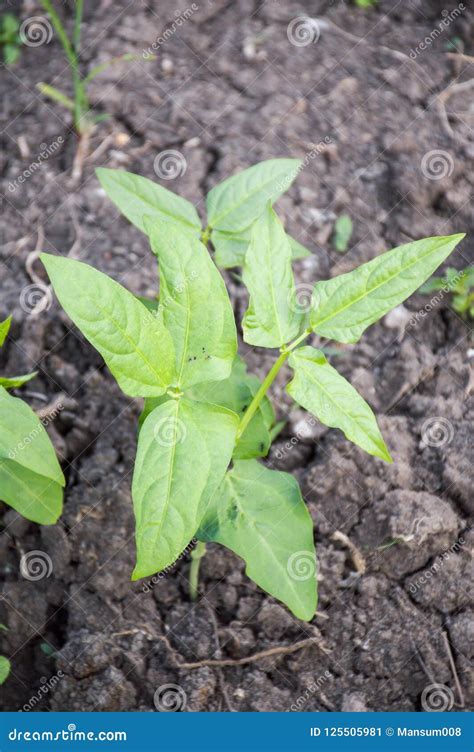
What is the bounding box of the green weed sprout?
[0,316,64,525]
[41,159,464,621]
[37,1,145,137]
[0,13,21,65]
[420,266,474,320]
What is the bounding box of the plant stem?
[236,328,311,440]
[189,541,206,601]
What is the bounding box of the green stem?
[39,0,88,132]
[236,328,311,440]
[189,541,206,601]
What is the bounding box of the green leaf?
[96,168,201,237]
[0,460,63,525]
[242,206,303,348]
[310,234,465,343]
[135,295,159,315]
[287,347,391,462]
[211,228,309,270]
[132,398,239,579]
[211,230,250,269]
[146,220,237,389]
[0,372,37,389]
[4,43,20,66]
[332,214,353,253]
[0,316,12,347]
[41,254,176,397]
[289,235,312,260]
[207,159,301,233]
[0,386,64,524]
[187,356,274,459]
[0,656,10,685]
[198,459,317,621]
[0,387,65,485]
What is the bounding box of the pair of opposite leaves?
[0,316,64,526]
[42,194,463,620]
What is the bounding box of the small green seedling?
[37,0,144,137]
[354,0,377,7]
[42,159,464,621]
[0,655,10,685]
[332,214,353,253]
[420,266,474,320]
[0,316,64,525]
[0,13,21,65]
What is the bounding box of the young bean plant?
[0,316,64,526]
[41,159,464,620]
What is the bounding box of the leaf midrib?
[313,238,452,329]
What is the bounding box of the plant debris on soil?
[0,0,472,712]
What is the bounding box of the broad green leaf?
[0,460,63,525]
[0,386,65,485]
[146,220,237,389]
[207,159,301,233]
[41,254,176,397]
[211,230,250,269]
[96,168,201,236]
[132,398,238,579]
[287,347,391,462]
[188,356,274,459]
[243,207,303,348]
[310,234,465,343]
[332,214,353,253]
[211,229,310,269]
[0,656,10,685]
[0,316,11,347]
[0,372,37,389]
[198,459,317,621]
